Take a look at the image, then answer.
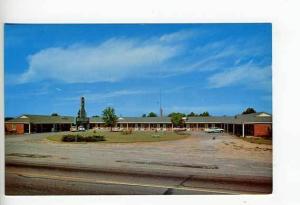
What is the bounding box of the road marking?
[6,171,251,194]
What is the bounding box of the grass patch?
[242,137,272,145]
[47,130,189,143]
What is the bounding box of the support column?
[29,123,31,134]
[149,123,151,130]
[242,123,245,138]
[127,123,129,130]
[233,124,235,135]
[172,123,173,131]
[197,123,199,131]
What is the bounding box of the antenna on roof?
[159,89,163,117]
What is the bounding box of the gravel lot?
[5,131,272,177]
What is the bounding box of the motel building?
[5,112,272,138]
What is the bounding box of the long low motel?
[5,112,272,137]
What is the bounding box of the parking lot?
[5,131,272,177]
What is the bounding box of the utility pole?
[159,89,163,117]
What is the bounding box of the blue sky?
[4,24,272,117]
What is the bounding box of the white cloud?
[14,29,271,88]
[65,89,151,103]
[180,37,270,73]
[18,36,184,84]
[207,63,272,90]
[63,85,190,105]
[159,30,198,43]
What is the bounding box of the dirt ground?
[214,134,272,162]
[5,131,272,177]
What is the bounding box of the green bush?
[62,134,105,142]
[174,130,190,135]
[85,135,105,142]
[122,129,133,135]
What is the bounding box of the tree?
[168,112,186,117]
[147,112,157,117]
[5,117,13,121]
[187,112,197,117]
[199,111,210,117]
[51,113,59,116]
[92,115,100,117]
[169,112,186,127]
[142,114,147,117]
[242,108,256,115]
[102,107,118,131]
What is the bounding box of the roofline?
[31,122,73,124]
[5,122,30,124]
[5,121,272,124]
[90,121,173,124]
[186,121,272,124]
[239,122,273,124]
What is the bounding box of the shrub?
[62,134,81,142]
[174,130,190,135]
[85,135,105,142]
[62,134,105,142]
[122,129,133,135]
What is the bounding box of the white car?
[204,127,224,133]
[70,126,77,132]
[78,126,86,131]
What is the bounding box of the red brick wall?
[254,124,272,137]
[5,123,24,134]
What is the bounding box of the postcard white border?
[1,0,300,205]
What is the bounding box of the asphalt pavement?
[6,165,271,195]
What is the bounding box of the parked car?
[70,126,77,132]
[78,126,86,131]
[204,127,224,133]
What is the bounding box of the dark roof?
[186,112,272,124]
[90,116,172,123]
[89,116,104,123]
[6,114,75,124]
[120,117,172,123]
[6,112,272,124]
[233,112,272,123]
[186,116,235,123]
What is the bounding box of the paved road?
[5,165,271,195]
[5,131,272,194]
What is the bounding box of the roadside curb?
[6,160,272,186]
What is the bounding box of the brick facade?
[5,123,25,134]
[254,124,272,137]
